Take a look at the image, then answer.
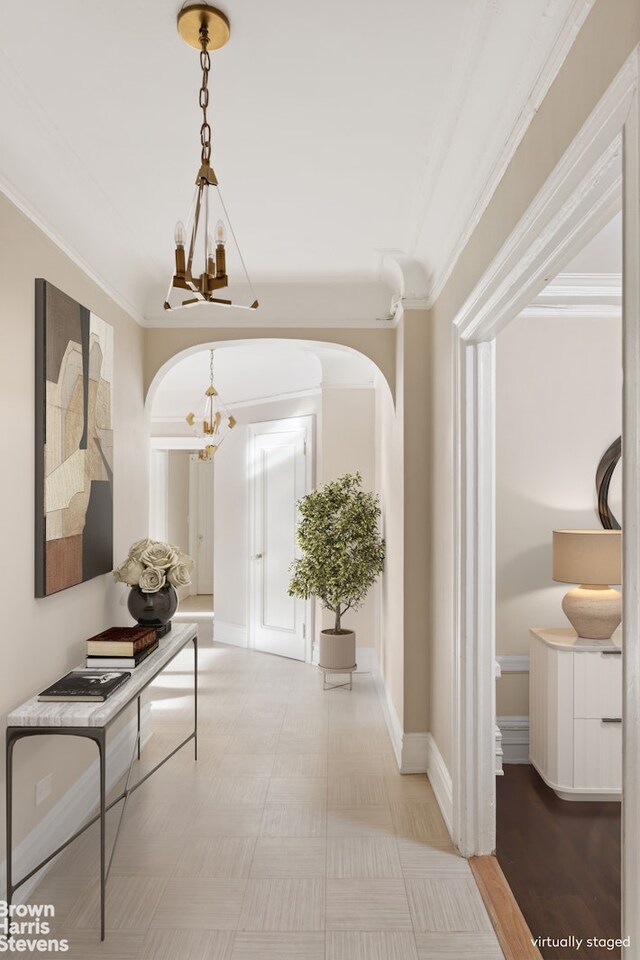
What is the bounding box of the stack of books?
[38,670,131,702]
[86,626,159,669]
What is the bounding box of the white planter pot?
[318,630,356,670]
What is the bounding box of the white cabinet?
[529,627,622,801]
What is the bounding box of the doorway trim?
[451,44,639,945]
[247,415,315,662]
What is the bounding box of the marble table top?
[7,623,198,728]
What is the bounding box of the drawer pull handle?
[601,717,622,723]
[601,649,622,655]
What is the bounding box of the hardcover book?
[86,625,157,657]
[38,670,131,702]
[86,641,159,670]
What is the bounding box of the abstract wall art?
[35,280,114,596]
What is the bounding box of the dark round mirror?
[596,436,621,530]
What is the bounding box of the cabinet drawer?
[573,719,622,790]
[573,650,621,719]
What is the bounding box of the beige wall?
[167,451,190,555]
[320,388,378,647]
[402,310,430,733]
[0,193,147,860]
[376,349,405,723]
[496,313,622,717]
[429,0,639,771]
[373,308,431,733]
[144,327,397,402]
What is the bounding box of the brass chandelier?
[165,3,258,311]
[186,349,236,460]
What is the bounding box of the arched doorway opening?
[146,338,396,667]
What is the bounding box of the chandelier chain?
[209,349,215,384]
[199,26,212,164]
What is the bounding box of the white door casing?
[451,45,640,955]
[149,450,168,541]
[248,417,314,661]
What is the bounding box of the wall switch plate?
[35,773,52,806]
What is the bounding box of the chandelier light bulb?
[174,220,186,247]
[215,219,226,245]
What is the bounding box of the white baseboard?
[497,655,529,673]
[213,621,247,648]
[495,723,504,776]
[497,715,530,763]
[368,649,431,777]
[370,650,403,771]
[426,733,453,836]
[354,645,376,673]
[0,712,145,904]
[401,733,430,774]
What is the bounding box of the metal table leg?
[6,730,17,914]
[137,696,141,761]
[97,729,106,941]
[193,635,198,761]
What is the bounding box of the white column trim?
[621,52,640,956]
[452,336,496,856]
[451,45,640,903]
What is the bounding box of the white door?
[249,417,313,661]
[189,457,214,594]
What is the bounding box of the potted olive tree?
[288,472,385,672]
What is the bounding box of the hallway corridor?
[30,621,503,959]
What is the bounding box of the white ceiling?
[0,0,593,323]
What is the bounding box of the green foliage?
[288,472,385,633]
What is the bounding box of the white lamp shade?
[553,529,621,586]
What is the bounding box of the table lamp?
[552,529,622,640]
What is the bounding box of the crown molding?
[144,313,396,330]
[425,0,597,308]
[0,175,144,326]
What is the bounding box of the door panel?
[249,417,313,661]
[189,456,214,595]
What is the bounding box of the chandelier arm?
[216,188,260,305]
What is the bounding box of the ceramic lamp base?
[562,584,622,640]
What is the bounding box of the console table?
[5,622,198,940]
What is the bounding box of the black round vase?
[127,584,178,633]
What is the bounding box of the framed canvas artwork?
[35,280,114,596]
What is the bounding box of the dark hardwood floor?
[496,765,621,960]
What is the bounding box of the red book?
[86,626,157,657]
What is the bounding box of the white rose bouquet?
[114,539,195,593]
